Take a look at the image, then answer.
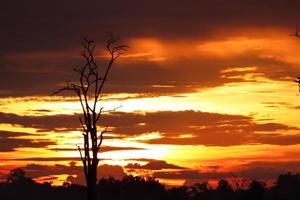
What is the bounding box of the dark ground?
[0,168,299,200]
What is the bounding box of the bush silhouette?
[0,169,299,200]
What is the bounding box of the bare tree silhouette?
[52,34,128,200]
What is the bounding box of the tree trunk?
[87,183,97,200]
[87,167,98,200]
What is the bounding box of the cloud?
[125,160,186,170]
[19,162,126,185]
[153,170,230,182]
[0,112,80,132]
[12,157,81,162]
[0,131,55,152]
[49,146,146,153]
[0,110,299,147]
[0,47,297,97]
[1,0,300,54]
[153,161,300,185]
[0,59,77,97]
[100,111,300,146]
[240,161,300,179]
[1,0,300,97]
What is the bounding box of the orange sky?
[1,0,300,186]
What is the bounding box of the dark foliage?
[0,169,299,200]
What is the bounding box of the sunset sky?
[1,0,300,186]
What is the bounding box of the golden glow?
[0,123,38,134]
[158,178,186,187]
[34,174,71,186]
[197,38,266,57]
[196,35,300,64]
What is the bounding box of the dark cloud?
[0,110,299,146]
[49,146,146,153]
[0,57,79,97]
[30,109,52,113]
[0,50,297,97]
[1,0,300,54]
[0,131,55,152]
[11,157,81,162]
[0,139,54,152]
[9,157,164,164]
[0,1,299,97]
[153,161,300,184]
[100,111,299,146]
[0,112,80,132]
[19,162,126,185]
[241,161,300,174]
[144,129,300,146]
[153,170,229,181]
[0,131,31,138]
[262,102,292,109]
[125,160,185,170]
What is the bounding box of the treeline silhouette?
[0,168,299,200]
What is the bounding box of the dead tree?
[52,34,128,200]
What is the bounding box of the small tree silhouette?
[52,34,128,200]
[6,168,26,184]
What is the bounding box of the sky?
[1,0,300,186]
